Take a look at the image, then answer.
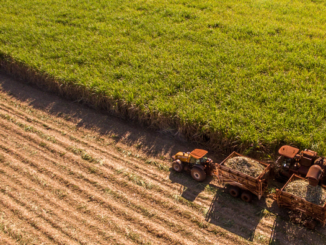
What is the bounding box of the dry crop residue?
[284,180,326,206]
[224,156,265,178]
[0,74,326,245]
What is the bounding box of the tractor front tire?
[191,167,206,182]
[172,161,183,172]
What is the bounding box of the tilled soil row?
[0,122,199,244]
[0,102,190,200]
[0,118,242,245]
[0,96,304,244]
[0,150,146,245]
[0,106,287,244]
[0,136,179,245]
[0,101,246,244]
[0,205,48,245]
[0,167,127,245]
[0,112,249,244]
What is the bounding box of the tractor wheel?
[191,167,206,182]
[241,191,253,203]
[229,186,241,198]
[172,161,183,172]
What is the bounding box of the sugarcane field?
[1,0,326,244]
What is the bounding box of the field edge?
[0,54,283,155]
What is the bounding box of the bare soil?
[0,73,325,245]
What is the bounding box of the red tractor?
[171,149,214,181]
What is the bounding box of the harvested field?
[1,0,326,154]
[0,73,326,244]
[224,156,265,178]
[284,180,326,206]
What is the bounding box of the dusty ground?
[0,73,325,245]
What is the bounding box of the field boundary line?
[0,55,244,154]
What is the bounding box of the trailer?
[276,174,326,229]
[214,151,271,202]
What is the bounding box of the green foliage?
[1,0,326,152]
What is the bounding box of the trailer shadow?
[205,184,269,241]
[268,201,326,245]
[169,171,268,241]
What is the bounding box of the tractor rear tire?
[241,191,253,203]
[229,186,241,198]
[172,161,183,172]
[191,167,206,182]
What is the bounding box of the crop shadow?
[0,73,203,159]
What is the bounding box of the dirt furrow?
[0,119,238,244]
[0,101,181,189]
[0,113,257,244]
[0,145,163,245]
[0,151,152,245]
[0,191,77,245]
[0,104,179,196]
[0,234,17,245]
[0,167,133,245]
[0,113,251,244]
[0,109,209,218]
[0,166,125,245]
[0,207,42,245]
[0,133,195,245]
[0,101,219,222]
[0,102,227,218]
[0,177,98,245]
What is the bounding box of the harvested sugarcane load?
[224,156,265,178]
[284,179,326,206]
[276,174,326,229]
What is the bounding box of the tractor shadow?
[169,170,213,202]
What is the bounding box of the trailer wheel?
[241,191,253,203]
[191,167,206,182]
[229,186,240,198]
[172,161,183,172]
[303,220,317,230]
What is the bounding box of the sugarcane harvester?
[275,145,326,185]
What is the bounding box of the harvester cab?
[276,145,325,184]
[171,149,214,182]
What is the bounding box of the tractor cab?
[172,149,214,182]
[173,149,210,165]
